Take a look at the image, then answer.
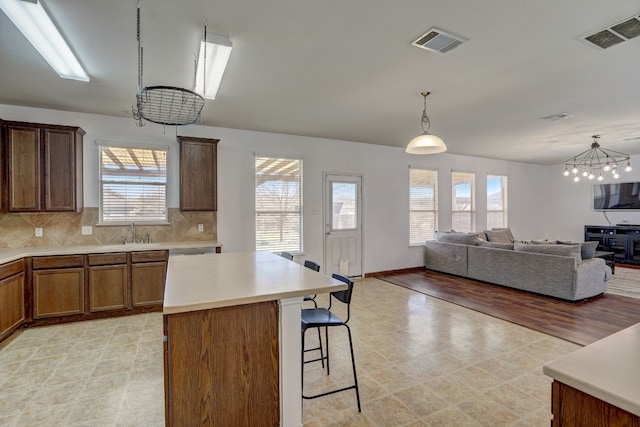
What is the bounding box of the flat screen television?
[593,182,640,210]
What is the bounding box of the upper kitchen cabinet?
[177,136,218,211]
[2,121,84,212]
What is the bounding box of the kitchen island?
[163,251,345,427]
[543,322,640,426]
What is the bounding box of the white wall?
[0,104,551,273]
[546,155,640,241]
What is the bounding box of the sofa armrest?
[424,241,469,277]
[574,258,610,300]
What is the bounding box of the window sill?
[96,221,171,227]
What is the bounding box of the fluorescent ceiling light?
[194,34,232,99]
[0,0,89,81]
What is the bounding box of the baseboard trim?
[366,266,425,278]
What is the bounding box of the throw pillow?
[514,243,582,264]
[580,241,599,259]
[475,231,488,241]
[485,228,514,243]
[477,240,514,250]
[557,240,598,259]
[436,231,478,245]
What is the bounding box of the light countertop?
[543,322,640,416]
[163,251,346,314]
[0,240,223,264]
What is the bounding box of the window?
[409,168,438,245]
[487,174,508,229]
[99,145,168,223]
[452,171,475,232]
[255,157,302,253]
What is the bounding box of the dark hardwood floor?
[371,268,640,346]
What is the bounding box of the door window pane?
[332,182,357,230]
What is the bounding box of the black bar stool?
[301,273,361,412]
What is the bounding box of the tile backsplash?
[0,208,216,248]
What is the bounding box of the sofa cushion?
[557,240,599,259]
[485,228,514,243]
[514,243,582,264]
[477,240,514,250]
[436,231,478,245]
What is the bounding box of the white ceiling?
[1,0,640,165]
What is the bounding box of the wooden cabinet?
[131,250,168,307]
[0,259,25,342]
[164,301,279,426]
[551,381,640,426]
[88,253,127,312]
[2,121,84,212]
[32,255,84,319]
[177,136,218,211]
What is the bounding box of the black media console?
[584,224,640,265]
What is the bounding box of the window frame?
[254,156,303,254]
[98,142,169,225]
[451,171,476,232]
[409,167,438,246]
[487,174,508,229]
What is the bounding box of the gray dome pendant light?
[406,91,447,154]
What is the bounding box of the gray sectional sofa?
[424,232,612,301]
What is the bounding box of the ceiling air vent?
[584,14,640,49]
[412,28,467,54]
[541,112,573,122]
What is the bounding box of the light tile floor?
[0,277,580,426]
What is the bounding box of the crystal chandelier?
[563,135,632,182]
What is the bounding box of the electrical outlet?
[198,224,204,232]
[82,226,93,235]
[35,227,43,237]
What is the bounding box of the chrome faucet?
[130,221,136,243]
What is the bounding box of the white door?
[324,174,363,277]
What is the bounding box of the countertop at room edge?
[543,322,640,416]
[0,240,223,264]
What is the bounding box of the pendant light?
[406,91,447,155]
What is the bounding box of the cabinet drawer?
[131,250,168,263]
[0,259,24,281]
[32,255,84,269]
[88,253,127,266]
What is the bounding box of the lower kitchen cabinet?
[131,251,168,307]
[0,260,25,341]
[89,265,128,312]
[88,253,128,312]
[33,268,85,318]
[0,248,171,343]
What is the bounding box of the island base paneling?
[164,301,279,426]
[552,381,640,426]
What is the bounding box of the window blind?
[255,157,302,252]
[487,174,508,229]
[99,146,168,223]
[409,168,438,245]
[452,171,475,232]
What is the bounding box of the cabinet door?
[178,136,218,211]
[0,272,25,340]
[89,265,127,312]
[33,268,84,318]
[44,128,80,211]
[7,125,41,211]
[131,262,166,307]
